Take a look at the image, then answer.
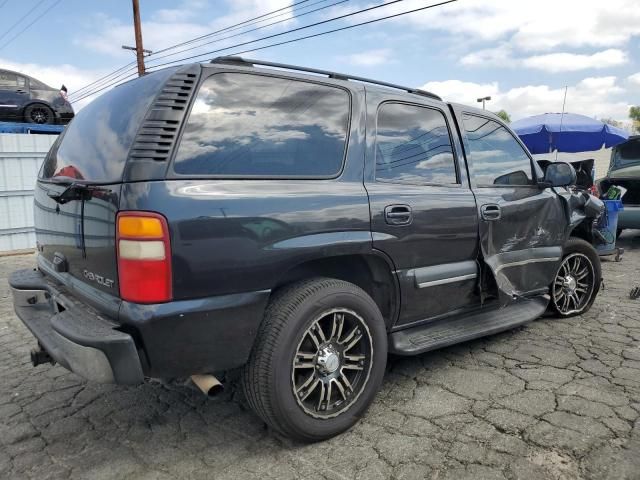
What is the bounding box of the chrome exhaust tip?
[191,374,224,396]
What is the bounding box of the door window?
[0,72,23,88]
[375,103,458,185]
[462,114,533,186]
[174,73,350,177]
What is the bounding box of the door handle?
[481,204,501,221]
[15,89,26,94]
[384,204,412,225]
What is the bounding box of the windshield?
[40,67,177,183]
[612,139,640,168]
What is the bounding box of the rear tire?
[549,237,601,317]
[24,104,54,124]
[241,278,387,442]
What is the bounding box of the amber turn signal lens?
[118,216,163,238]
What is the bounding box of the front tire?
[549,237,601,317]
[242,278,387,442]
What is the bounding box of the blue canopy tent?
[511,113,629,154]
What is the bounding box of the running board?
[389,296,549,356]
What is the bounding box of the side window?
[0,72,18,88]
[174,73,350,177]
[462,114,533,186]
[375,103,457,185]
[30,78,48,90]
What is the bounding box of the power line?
[0,0,61,52]
[144,0,349,67]
[149,0,457,70]
[70,71,139,104]
[74,0,458,103]
[0,0,43,44]
[70,0,323,101]
[152,0,314,55]
[145,0,409,70]
[67,62,137,100]
[0,0,10,10]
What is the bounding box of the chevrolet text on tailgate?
[10,56,604,442]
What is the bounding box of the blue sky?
[1,0,639,123]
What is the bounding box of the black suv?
[0,68,74,124]
[10,57,603,442]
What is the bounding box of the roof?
[207,56,442,101]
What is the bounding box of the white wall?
[0,133,58,253]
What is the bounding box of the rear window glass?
[173,73,350,177]
[40,67,177,183]
[613,139,640,167]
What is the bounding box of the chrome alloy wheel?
[552,253,596,316]
[291,308,373,419]
[30,107,50,124]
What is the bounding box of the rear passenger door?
[365,96,479,327]
[455,110,566,302]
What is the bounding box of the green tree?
[495,110,511,123]
[600,117,622,128]
[630,106,640,133]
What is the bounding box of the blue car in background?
[598,135,640,236]
[0,68,74,125]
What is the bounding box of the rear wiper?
[47,183,111,205]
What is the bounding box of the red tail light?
[116,211,172,303]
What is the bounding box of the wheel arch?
[272,252,400,330]
[23,101,56,121]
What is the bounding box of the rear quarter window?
[40,67,177,183]
[173,73,351,177]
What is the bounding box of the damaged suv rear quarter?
[10,57,602,442]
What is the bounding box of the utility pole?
[122,0,150,76]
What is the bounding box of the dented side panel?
[474,185,565,301]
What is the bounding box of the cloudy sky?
[1,0,639,124]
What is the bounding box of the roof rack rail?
[210,56,442,101]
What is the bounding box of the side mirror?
[539,162,576,188]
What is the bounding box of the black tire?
[549,237,601,317]
[241,277,387,442]
[24,104,54,124]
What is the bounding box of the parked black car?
[0,68,74,124]
[597,135,640,236]
[10,57,603,442]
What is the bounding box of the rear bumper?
[9,269,143,384]
[618,206,640,229]
[11,266,271,382]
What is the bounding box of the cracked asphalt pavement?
[1,233,639,480]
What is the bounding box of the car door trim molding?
[494,257,559,273]
[411,260,477,289]
[417,273,477,289]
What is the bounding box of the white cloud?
[340,49,392,67]
[76,0,296,61]
[419,80,499,105]
[347,0,640,52]
[420,76,630,123]
[460,44,513,67]
[522,49,627,72]
[629,72,640,86]
[462,47,628,73]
